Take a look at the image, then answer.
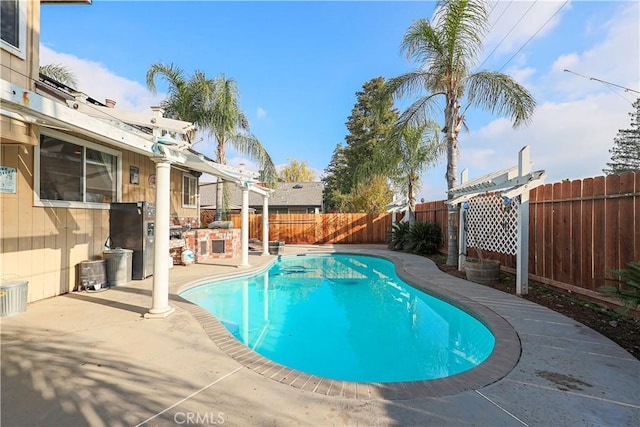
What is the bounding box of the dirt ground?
[427,255,640,361]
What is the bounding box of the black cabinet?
[109,202,155,280]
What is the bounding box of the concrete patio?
[1,245,639,426]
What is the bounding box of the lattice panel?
[465,194,519,255]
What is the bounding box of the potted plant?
[462,215,501,284]
[463,254,501,284]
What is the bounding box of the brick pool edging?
[173,250,522,400]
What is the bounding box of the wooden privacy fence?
[202,200,451,245]
[201,172,637,300]
[526,172,638,294]
[454,172,638,298]
[222,213,396,244]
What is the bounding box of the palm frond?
[146,62,186,94]
[438,0,489,69]
[465,71,536,127]
[39,63,78,88]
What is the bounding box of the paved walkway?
[2,245,639,426]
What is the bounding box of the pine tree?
[322,77,399,212]
[604,98,640,175]
[343,77,399,187]
[322,143,349,211]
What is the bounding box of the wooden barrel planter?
[463,259,501,284]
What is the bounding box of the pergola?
[446,146,545,295]
[1,78,273,317]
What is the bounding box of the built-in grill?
[169,225,189,249]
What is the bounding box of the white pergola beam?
[1,79,156,155]
[67,101,196,135]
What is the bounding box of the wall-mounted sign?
[130,166,140,184]
[0,166,17,194]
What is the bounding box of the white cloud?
[552,53,579,73]
[460,92,631,188]
[542,2,639,101]
[256,107,267,119]
[39,45,163,112]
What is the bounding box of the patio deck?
[1,245,639,426]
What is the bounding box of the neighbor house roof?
[200,182,323,209]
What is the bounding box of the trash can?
[79,259,107,291]
[103,248,133,286]
[268,241,282,255]
[0,280,28,317]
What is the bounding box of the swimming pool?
[180,254,495,383]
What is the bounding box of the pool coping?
[174,249,522,400]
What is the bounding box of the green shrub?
[407,221,442,255]
[599,261,640,314]
[388,221,442,255]
[388,222,411,251]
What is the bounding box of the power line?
[486,0,514,35]
[499,0,569,72]
[477,1,536,71]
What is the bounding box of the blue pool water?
[180,254,495,383]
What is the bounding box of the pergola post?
[516,190,530,295]
[516,146,531,295]
[457,169,469,271]
[262,195,270,256]
[146,158,175,318]
[240,184,250,267]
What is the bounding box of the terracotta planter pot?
[463,259,501,284]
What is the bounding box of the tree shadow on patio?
[1,324,212,426]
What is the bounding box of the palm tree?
[147,64,276,220]
[364,122,444,223]
[146,62,216,142]
[39,63,78,88]
[386,0,536,265]
[391,122,444,223]
[207,75,277,220]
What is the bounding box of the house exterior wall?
[0,138,198,303]
[1,0,39,146]
[1,0,198,303]
[0,0,39,91]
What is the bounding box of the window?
[1,0,27,59]
[183,173,198,207]
[36,130,121,208]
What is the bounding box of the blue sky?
[40,1,639,200]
